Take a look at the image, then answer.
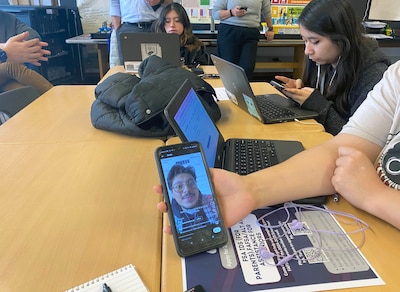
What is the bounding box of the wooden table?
[0,86,137,144]
[162,197,400,292]
[162,132,400,292]
[0,84,166,291]
[0,139,164,291]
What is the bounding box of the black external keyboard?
[233,139,279,175]
[255,97,296,120]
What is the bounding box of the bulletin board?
[76,0,215,32]
[77,0,110,33]
[182,0,215,24]
[183,0,310,30]
[271,0,310,34]
[369,0,400,21]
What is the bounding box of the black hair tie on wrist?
[229,9,233,17]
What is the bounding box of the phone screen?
[270,80,285,91]
[155,142,228,257]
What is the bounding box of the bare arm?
[263,16,274,41]
[210,134,384,228]
[217,6,244,20]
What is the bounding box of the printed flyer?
[183,206,384,291]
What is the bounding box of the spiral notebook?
[65,264,148,292]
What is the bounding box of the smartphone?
[270,80,286,92]
[154,141,228,257]
[270,80,300,105]
[239,6,248,10]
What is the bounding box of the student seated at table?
[109,0,173,67]
[155,60,400,231]
[274,0,390,135]
[0,11,53,94]
[151,3,211,67]
[0,11,50,66]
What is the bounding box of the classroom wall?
[76,0,376,33]
[369,0,400,21]
[73,0,399,72]
[77,0,110,33]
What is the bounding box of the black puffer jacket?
[91,55,220,139]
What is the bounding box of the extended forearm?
[247,133,381,209]
[247,142,338,208]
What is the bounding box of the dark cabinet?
[0,5,83,84]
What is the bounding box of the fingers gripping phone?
[270,80,300,105]
[154,141,228,257]
[270,80,286,94]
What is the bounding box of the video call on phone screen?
[158,144,225,251]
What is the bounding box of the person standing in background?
[212,0,274,80]
[152,2,211,66]
[109,0,173,67]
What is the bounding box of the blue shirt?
[110,0,163,23]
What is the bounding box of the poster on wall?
[182,0,215,24]
[369,0,400,21]
[271,0,310,4]
[271,1,310,34]
[77,0,111,34]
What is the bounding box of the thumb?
[295,79,302,89]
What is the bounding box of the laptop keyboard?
[233,139,279,175]
[255,97,296,120]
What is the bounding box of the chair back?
[0,86,40,125]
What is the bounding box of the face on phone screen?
[155,142,227,257]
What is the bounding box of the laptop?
[119,32,181,71]
[210,54,318,124]
[164,79,326,204]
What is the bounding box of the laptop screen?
[172,87,220,167]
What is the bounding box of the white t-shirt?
[341,60,400,189]
[110,0,162,23]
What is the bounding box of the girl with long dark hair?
[276,0,391,135]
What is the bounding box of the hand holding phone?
[270,80,300,105]
[270,80,286,92]
[154,141,228,257]
[239,6,248,10]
